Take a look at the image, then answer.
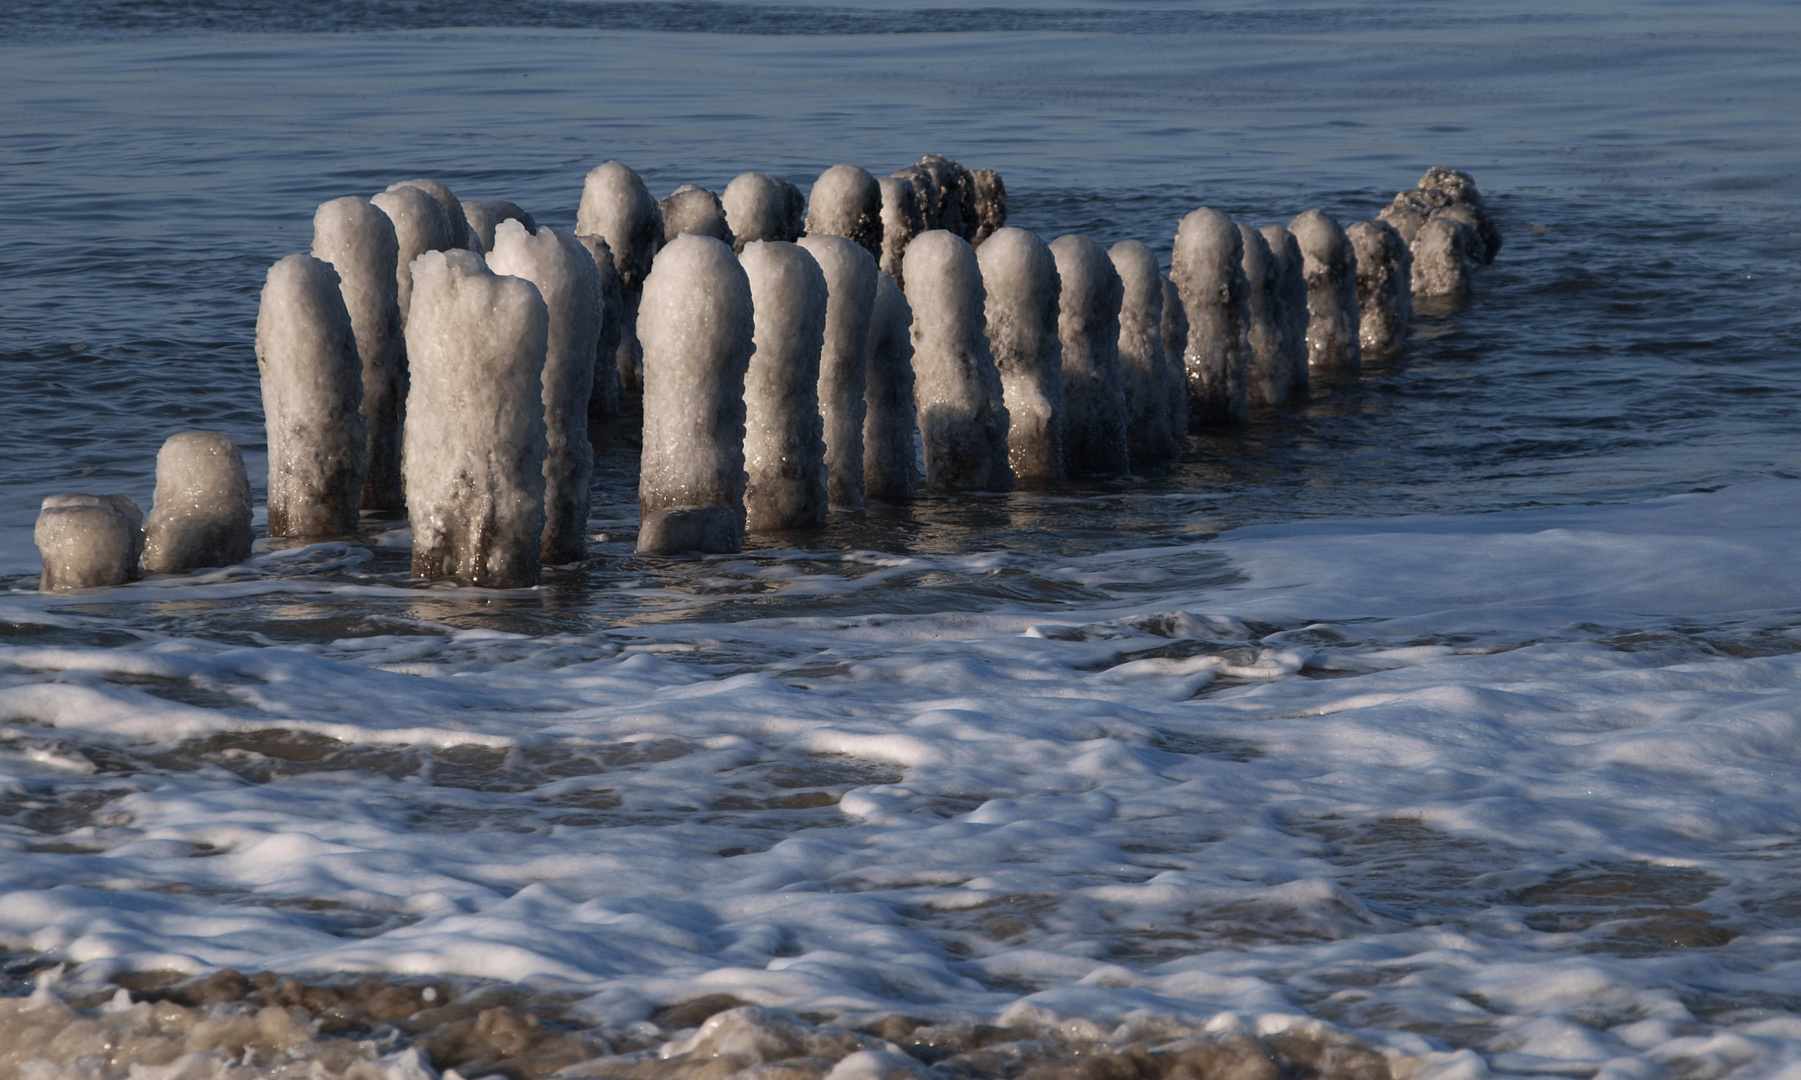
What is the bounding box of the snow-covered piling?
[798,235,878,511]
[659,184,734,246]
[741,241,830,532]
[402,250,549,587]
[141,432,254,574]
[1238,223,1290,409]
[1260,224,1311,402]
[863,271,919,504]
[462,200,536,252]
[891,165,941,232]
[805,165,882,260]
[575,234,627,419]
[1111,239,1177,465]
[1410,215,1479,300]
[636,235,755,555]
[256,254,367,539]
[311,196,405,510]
[972,169,1007,245]
[370,184,454,327]
[1348,218,1413,361]
[723,172,805,251]
[877,176,925,285]
[1172,209,1251,428]
[978,227,1064,486]
[1382,167,1501,265]
[388,179,471,251]
[1289,210,1361,375]
[1051,234,1129,474]
[902,230,1014,492]
[1159,276,1190,437]
[917,155,976,240]
[36,495,143,590]
[487,221,601,565]
[576,161,663,396]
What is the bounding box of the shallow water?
[2,2,1801,1078]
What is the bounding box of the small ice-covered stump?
[972,169,1007,246]
[142,432,254,574]
[576,234,628,419]
[891,164,941,231]
[36,495,143,590]
[1381,167,1501,264]
[1051,234,1129,475]
[1111,240,1177,466]
[1289,210,1361,376]
[1159,276,1190,437]
[741,241,830,533]
[1410,215,1481,301]
[877,176,925,286]
[576,160,664,396]
[488,221,602,566]
[388,179,473,250]
[403,250,549,587]
[863,270,919,504]
[805,165,882,261]
[723,172,806,252]
[916,155,977,241]
[798,235,879,511]
[637,235,755,555]
[979,227,1064,486]
[659,184,734,246]
[257,254,367,539]
[1238,223,1289,409]
[1173,208,1251,427]
[1348,218,1413,361]
[903,231,1014,493]
[370,183,455,327]
[462,200,536,252]
[1261,223,1311,402]
[312,196,404,511]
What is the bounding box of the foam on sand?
[139,431,254,574]
[1051,233,1129,475]
[312,196,405,511]
[798,235,879,512]
[401,249,548,587]
[255,254,367,539]
[741,240,831,533]
[486,220,603,566]
[978,227,1064,486]
[862,270,918,505]
[636,234,754,555]
[1172,208,1250,426]
[901,230,1014,493]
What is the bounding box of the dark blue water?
[1,0,1798,606]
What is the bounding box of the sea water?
[1,2,1800,1077]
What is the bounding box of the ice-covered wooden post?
[902,230,1014,493]
[636,235,755,555]
[723,172,805,251]
[1159,276,1189,437]
[972,169,1007,246]
[576,161,663,396]
[1260,224,1311,402]
[805,165,882,261]
[487,221,602,566]
[1289,210,1361,375]
[36,495,144,590]
[388,179,472,251]
[741,241,830,532]
[462,200,536,252]
[1348,218,1413,361]
[978,226,1064,486]
[659,184,733,245]
[1051,234,1129,475]
[1238,223,1290,409]
[1110,239,1177,466]
[1173,208,1251,427]
[575,234,627,419]
[142,431,255,574]
[257,254,367,538]
[877,177,924,285]
[798,234,878,511]
[863,271,918,505]
[312,196,404,510]
[403,250,549,587]
[371,184,454,327]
